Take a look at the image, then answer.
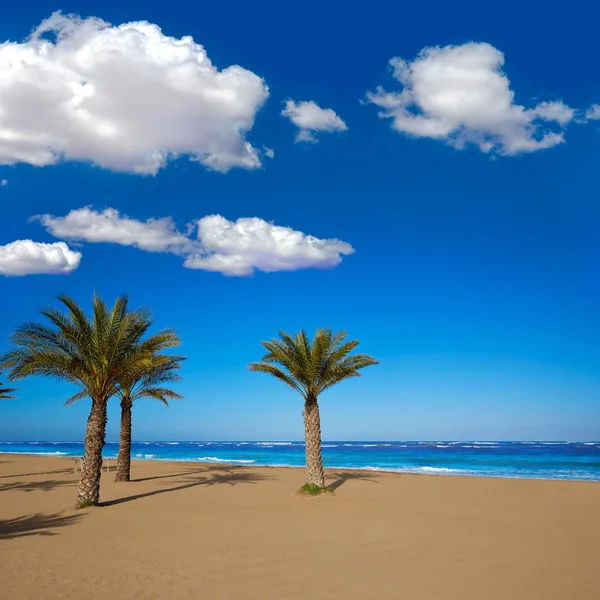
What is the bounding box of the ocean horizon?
[2,440,599,482]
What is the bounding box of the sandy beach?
[1,454,599,600]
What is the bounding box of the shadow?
[0,479,76,493]
[131,470,198,483]
[131,463,241,483]
[102,469,270,507]
[0,512,84,540]
[0,469,73,480]
[326,470,381,491]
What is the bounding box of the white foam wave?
[417,466,462,473]
[0,450,69,456]
[195,456,256,464]
[256,442,293,446]
[322,445,338,448]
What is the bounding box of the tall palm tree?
[0,379,16,399]
[249,329,378,490]
[0,293,153,508]
[113,349,184,482]
[63,329,184,482]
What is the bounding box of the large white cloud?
[35,207,354,276]
[35,207,192,253]
[281,100,347,143]
[366,42,573,155]
[0,240,81,276]
[184,215,354,275]
[0,11,269,174]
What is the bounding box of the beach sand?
[1,455,599,599]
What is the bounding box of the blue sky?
[0,0,599,441]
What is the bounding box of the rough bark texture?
[303,398,325,488]
[115,399,132,482]
[76,398,108,507]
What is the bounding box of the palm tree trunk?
[303,398,325,488]
[115,399,132,482]
[76,398,108,508]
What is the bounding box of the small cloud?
[0,240,81,276]
[0,179,7,187]
[184,215,355,276]
[585,104,600,121]
[264,147,275,159]
[282,100,347,143]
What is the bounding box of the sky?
[0,0,599,441]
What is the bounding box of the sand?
[1,455,599,599]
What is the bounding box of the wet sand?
[1,454,599,599]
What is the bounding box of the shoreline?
[2,451,600,483]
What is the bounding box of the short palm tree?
[249,329,378,490]
[113,350,184,482]
[0,380,16,399]
[0,293,153,508]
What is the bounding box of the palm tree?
[0,293,153,508]
[113,350,184,482]
[63,327,185,483]
[0,380,16,399]
[249,329,378,490]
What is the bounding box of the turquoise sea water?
[1,440,599,481]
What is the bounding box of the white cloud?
[0,240,81,276]
[366,42,573,155]
[34,207,193,253]
[35,208,355,276]
[585,104,600,121]
[282,100,347,143]
[534,101,574,125]
[184,215,354,276]
[0,179,7,187]
[0,11,269,174]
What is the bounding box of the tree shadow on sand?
[130,464,246,483]
[102,468,271,507]
[0,479,76,493]
[326,470,382,491]
[0,513,84,540]
[0,468,73,480]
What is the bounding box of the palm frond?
[64,389,89,406]
[0,380,17,400]
[249,328,378,401]
[136,387,184,406]
[248,363,303,394]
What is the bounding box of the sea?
[1,440,600,481]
